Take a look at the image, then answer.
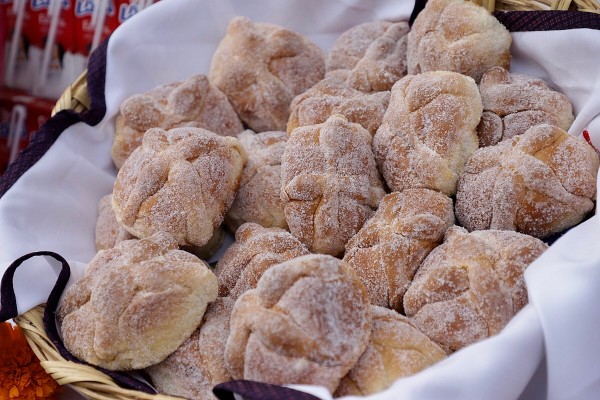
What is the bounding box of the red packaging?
[0,3,6,85]
[23,0,74,53]
[73,0,115,56]
[73,0,153,57]
[2,0,16,86]
[0,87,55,173]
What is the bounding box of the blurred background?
[0,0,159,176]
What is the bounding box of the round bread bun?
[334,306,446,397]
[404,227,548,353]
[57,232,218,370]
[111,74,243,169]
[373,71,482,196]
[456,124,599,239]
[209,16,325,132]
[112,127,246,248]
[287,77,390,136]
[95,194,134,251]
[326,20,410,92]
[225,130,289,232]
[343,189,454,311]
[477,67,575,146]
[215,222,310,300]
[281,114,386,256]
[146,297,234,400]
[407,0,511,82]
[224,254,372,392]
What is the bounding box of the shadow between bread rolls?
[65,0,600,398]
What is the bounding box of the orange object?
[0,322,60,400]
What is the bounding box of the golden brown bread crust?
[326,20,409,92]
[477,67,574,146]
[407,0,511,82]
[215,223,310,300]
[281,114,386,256]
[403,227,547,353]
[224,254,372,392]
[343,189,454,312]
[334,306,446,397]
[209,16,325,132]
[111,74,243,169]
[112,127,246,247]
[287,77,390,136]
[456,124,599,238]
[146,297,234,400]
[57,232,218,370]
[372,71,482,196]
[95,194,135,251]
[225,130,289,232]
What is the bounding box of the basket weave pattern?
[17,1,600,399]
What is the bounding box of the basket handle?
[0,251,70,322]
[214,380,321,400]
[0,251,157,394]
[1,254,323,399]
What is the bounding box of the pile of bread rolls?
[57,0,599,399]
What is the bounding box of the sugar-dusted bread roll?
[407,0,511,82]
[404,227,547,353]
[225,254,372,392]
[326,20,409,92]
[95,194,134,251]
[478,67,575,146]
[456,124,599,239]
[343,189,454,311]
[57,232,218,370]
[287,77,390,136]
[281,114,386,256]
[215,223,310,300]
[225,130,289,232]
[373,71,482,196]
[111,74,243,169]
[146,297,234,400]
[112,127,246,247]
[209,16,325,132]
[335,306,446,397]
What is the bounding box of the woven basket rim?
[14,306,184,400]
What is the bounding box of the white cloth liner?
[1,0,600,399]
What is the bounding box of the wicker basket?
[14,1,600,400]
[14,307,182,400]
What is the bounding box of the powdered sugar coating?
[215,223,310,300]
[146,297,234,400]
[343,189,454,312]
[281,114,386,256]
[456,124,599,238]
[326,20,409,92]
[287,77,390,136]
[111,74,243,169]
[404,227,548,353]
[95,194,134,251]
[224,254,372,392]
[407,0,511,82]
[112,127,246,247]
[225,130,289,231]
[477,67,574,146]
[57,232,218,370]
[209,16,325,132]
[373,71,482,196]
[334,306,446,397]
